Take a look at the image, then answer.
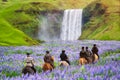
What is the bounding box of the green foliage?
[54,61,59,67]
[71,60,79,65]
[101,49,120,58]
[35,66,42,73]
[2,70,21,77]
[36,54,44,56]
[80,0,120,40]
[0,18,38,46]
[4,49,34,55]
[78,78,84,80]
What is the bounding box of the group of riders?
[22,44,99,75]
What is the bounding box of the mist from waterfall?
[38,13,62,41]
[60,9,83,40]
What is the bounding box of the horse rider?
[80,47,89,64]
[60,50,70,65]
[24,53,36,73]
[85,46,93,63]
[91,44,99,59]
[44,51,55,68]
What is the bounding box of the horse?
[51,56,54,62]
[59,61,69,66]
[92,54,99,62]
[42,56,55,72]
[22,66,36,75]
[42,62,53,71]
[79,53,99,65]
[79,58,88,65]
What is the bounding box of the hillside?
[0,0,94,46]
[0,18,38,46]
[80,0,120,40]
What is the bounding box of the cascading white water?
[60,9,83,40]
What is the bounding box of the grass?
[101,49,120,58]
[0,18,38,46]
[2,70,21,77]
[80,0,120,40]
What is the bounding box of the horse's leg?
[79,59,82,65]
[22,67,25,74]
[31,67,36,73]
[42,64,47,71]
[92,55,95,63]
[22,66,28,75]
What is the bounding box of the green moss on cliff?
[80,0,120,40]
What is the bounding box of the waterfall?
[60,9,83,40]
[38,9,83,41]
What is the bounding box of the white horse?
[93,54,99,62]
[59,61,69,66]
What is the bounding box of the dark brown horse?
[22,66,36,75]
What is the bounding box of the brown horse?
[42,56,55,71]
[51,56,54,62]
[22,66,36,75]
[42,62,53,71]
[79,58,88,65]
[79,54,99,65]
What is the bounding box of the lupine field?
[0,40,120,80]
